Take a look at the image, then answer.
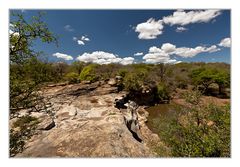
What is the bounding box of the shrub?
[10,116,39,157]
[118,68,128,78]
[79,64,99,82]
[159,91,230,157]
[123,72,143,92]
[64,72,80,84]
[123,68,148,92]
[156,82,170,102]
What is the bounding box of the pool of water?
[146,104,178,135]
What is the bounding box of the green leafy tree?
[190,68,216,93]
[213,70,230,95]
[9,12,58,111]
[10,12,58,64]
[190,67,230,95]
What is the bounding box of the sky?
[10,9,231,64]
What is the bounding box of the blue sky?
[10,9,231,64]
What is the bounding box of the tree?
[10,11,58,64]
[71,61,85,75]
[156,63,167,82]
[9,12,58,156]
[190,67,230,95]
[190,68,216,93]
[213,70,230,95]
[10,12,58,112]
[54,62,69,80]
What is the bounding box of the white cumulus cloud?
[53,52,73,61]
[143,42,221,63]
[135,18,164,39]
[76,51,135,65]
[73,35,90,45]
[77,40,85,45]
[134,10,221,40]
[163,10,221,26]
[218,37,231,47]
[143,45,176,64]
[121,57,135,65]
[134,52,144,56]
[174,45,220,58]
[81,35,90,41]
[176,26,188,32]
[161,43,176,53]
[174,46,205,58]
[204,45,221,53]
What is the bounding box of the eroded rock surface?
[14,82,157,157]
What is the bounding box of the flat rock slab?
[15,82,155,157]
[17,114,152,157]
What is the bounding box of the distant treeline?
[10,59,230,110]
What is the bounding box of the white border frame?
[1,0,239,166]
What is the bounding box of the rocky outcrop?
[123,101,142,142]
[14,82,156,157]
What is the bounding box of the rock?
[123,101,143,142]
[30,112,45,118]
[59,105,78,116]
[37,115,55,130]
[94,85,118,95]
[13,126,21,132]
[9,117,18,129]
[17,113,152,157]
[107,78,117,86]
[47,82,68,87]
[207,121,215,126]
[81,80,91,84]
[115,75,122,80]
[18,109,30,118]
[15,82,156,157]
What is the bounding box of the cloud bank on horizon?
[52,37,230,63]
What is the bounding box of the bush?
[123,68,148,91]
[159,91,230,157]
[79,64,99,82]
[118,68,128,78]
[64,72,80,84]
[10,116,39,157]
[156,82,170,102]
[123,72,143,91]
